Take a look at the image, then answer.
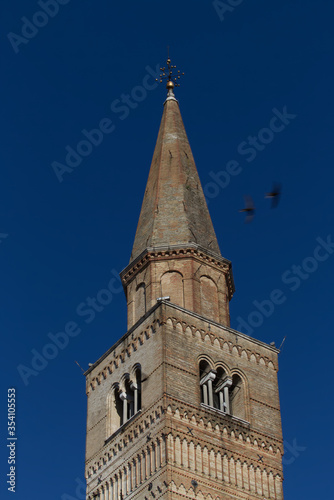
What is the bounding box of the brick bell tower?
[84,59,284,500]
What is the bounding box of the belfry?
[84,59,284,499]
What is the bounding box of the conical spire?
[122,61,234,330]
[130,92,221,262]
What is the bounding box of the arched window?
[200,276,219,322]
[160,271,184,307]
[135,283,146,323]
[109,367,142,436]
[199,363,245,419]
[124,379,134,421]
[108,385,123,435]
[123,369,142,422]
[230,374,245,420]
[134,367,142,412]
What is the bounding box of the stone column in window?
[130,382,138,414]
[128,394,134,419]
[119,391,127,424]
[215,378,232,413]
[200,370,217,407]
[223,384,231,414]
[202,384,208,404]
[114,474,118,500]
[219,391,224,411]
[207,377,214,407]
[121,468,126,498]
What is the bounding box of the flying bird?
[239,196,255,223]
[265,182,282,208]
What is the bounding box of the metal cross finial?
[156,50,184,90]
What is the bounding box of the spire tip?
[157,52,184,99]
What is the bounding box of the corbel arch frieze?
[87,319,161,392]
[166,401,281,455]
[167,315,278,371]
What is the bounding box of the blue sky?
[1,0,334,498]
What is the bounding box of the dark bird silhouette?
[239,196,255,223]
[265,182,282,208]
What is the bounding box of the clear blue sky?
[1,1,334,498]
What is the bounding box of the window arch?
[134,283,146,323]
[126,367,142,419]
[108,384,123,436]
[107,367,142,437]
[160,271,184,307]
[199,362,246,420]
[134,367,142,412]
[200,276,219,322]
[124,378,134,421]
[230,374,246,420]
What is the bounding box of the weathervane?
[156,48,184,92]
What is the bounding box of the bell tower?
[84,59,284,500]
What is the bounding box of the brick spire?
[130,94,221,261]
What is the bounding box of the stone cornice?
[120,243,235,299]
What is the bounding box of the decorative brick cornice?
[86,398,166,476]
[164,395,283,455]
[85,303,278,393]
[165,312,278,370]
[86,398,283,499]
[120,243,235,300]
[85,313,164,391]
[85,396,283,480]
